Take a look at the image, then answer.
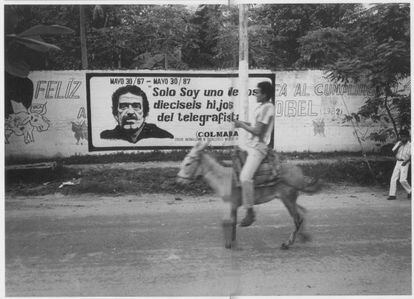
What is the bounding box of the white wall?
[274,70,380,152]
[6,71,88,159]
[5,70,392,159]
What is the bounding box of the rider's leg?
[239,148,265,227]
[240,180,255,226]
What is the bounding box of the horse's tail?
[297,203,307,214]
[299,177,322,194]
[277,175,322,194]
[279,164,322,194]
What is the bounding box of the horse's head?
[176,141,209,184]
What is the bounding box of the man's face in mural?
[115,93,144,131]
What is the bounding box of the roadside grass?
[5,159,397,197]
[300,160,395,186]
[5,147,393,166]
[5,149,230,166]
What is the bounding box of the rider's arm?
[234,120,265,137]
[392,141,401,153]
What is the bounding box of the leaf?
[5,59,31,78]
[18,25,74,37]
[5,7,18,34]
[28,35,46,43]
[13,36,62,52]
[353,113,360,122]
[5,74,34,110]
[93,5,105,23]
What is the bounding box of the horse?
[176,142,321,250]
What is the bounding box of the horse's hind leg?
[280,189,304,250]
[296,204,311,243]
[222,204,238,249]
[231,207,237,241]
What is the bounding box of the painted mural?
[4,70,400,159]
[86,72,273,150]
[5,101,50,144]
[71,107,88,145]
[272,70,389,152]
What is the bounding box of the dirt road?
[5,184,411,296]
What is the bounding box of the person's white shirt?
[247,102,275,145]
[393,141,411,161]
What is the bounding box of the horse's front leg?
[222,203,238,249]
[281,216,303,250]
[231,206,237,241]
[280,189,304,250]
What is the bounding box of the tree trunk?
[383,94,399,138]
[79,6,88,69]
[164,53,168,69]
[341,95,378,184]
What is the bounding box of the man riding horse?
[233,81,275,227]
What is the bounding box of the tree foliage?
[5,5,198,70]
[5,6,74,77]
[5,4,367,71]
[254,4,360,69]
[4,5,74,116]
[185,5,222,68]
[5,4,410,138]
[298,3,410,139]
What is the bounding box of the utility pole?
[238,4,249,142]
[79,6,88,69]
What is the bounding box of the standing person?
[100,85,173,143]
[233,81,275,226]
[388,129,411,200]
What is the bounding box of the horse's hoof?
[223,220,234,249]
[225,240,236,249]
[281,243,290,250]
[222,220,234,228]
